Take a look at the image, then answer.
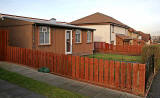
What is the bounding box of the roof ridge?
[70,12,129,28]
[1,13,49,21]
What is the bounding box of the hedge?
[141,45,160,72]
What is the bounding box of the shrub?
[141,45,160,72]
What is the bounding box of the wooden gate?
[0,30,8,60]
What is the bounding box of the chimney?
[50,18,56,23]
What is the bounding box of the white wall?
[80,25,128,45]
[80,25,111,43]
[114,26,127,35]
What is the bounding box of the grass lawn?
[86,53,142,63]
[0,68,88,98]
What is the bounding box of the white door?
[65,30,72,54]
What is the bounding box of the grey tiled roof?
[2,15,95,30]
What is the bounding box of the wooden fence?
[94,42,143,55]
[0,46,146,96]
[0,30,8,60]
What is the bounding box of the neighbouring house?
[70,12,130,45]
[0,13,95,55]
[116,34,132,45]
[132,38,145,46]
[137,31,151,44]
[152,36,160,43]
[128,28,139,39]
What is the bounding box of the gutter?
[35,23,96,31]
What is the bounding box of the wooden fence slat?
[61,55,65,75]
[57,55,60,74]
[76,56,80,79]
[89,58,94,82]
[72,56,76,78]
[54,55,57,73]
[94,58,99,83]
[126,63,132,90]
[115,61,120,88]
[132,63,139,93]
[85,57,89,81]
[64,55,68,75]
[99,59,104,84]
[121,62,126,89]
[110,60,115,87]
[104,60,109,87]
[68,55,72,77]
[139,64,145,95]
[80,57,85,80]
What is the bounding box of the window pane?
[39,32,44,44]
[45,32,49,44]
[87,31,91,42]
[75,30,81,43]
[76,34,80,42]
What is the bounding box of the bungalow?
[0,13,95,55]
[70,12,130,45]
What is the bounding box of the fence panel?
[94,42,143,55]
[0,45,146,96]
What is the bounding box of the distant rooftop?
[70,12,129,28]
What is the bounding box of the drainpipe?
[110,24,111,44]
[32,24,36,49]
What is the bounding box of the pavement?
[146,71,160,98]
[0,79,46,98]
[0,61,141,98]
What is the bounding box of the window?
[75,30,81,43]
[39,26,50,45]
[87,31,92,43]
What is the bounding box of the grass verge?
[0,68,88,98]
[86,53,142,63]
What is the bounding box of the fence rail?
[94,42,143,55]
[0,46,146,96]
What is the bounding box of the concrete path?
[0,61,141,98]
[0,79,46,98]
[147,71,160,98]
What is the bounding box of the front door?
[65,30,72,54]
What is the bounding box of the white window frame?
[65,30,72,54]
[39,26,51,45]
[75,29,81,43]
[87,31,92,43]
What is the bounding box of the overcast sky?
[0,0,160,36]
